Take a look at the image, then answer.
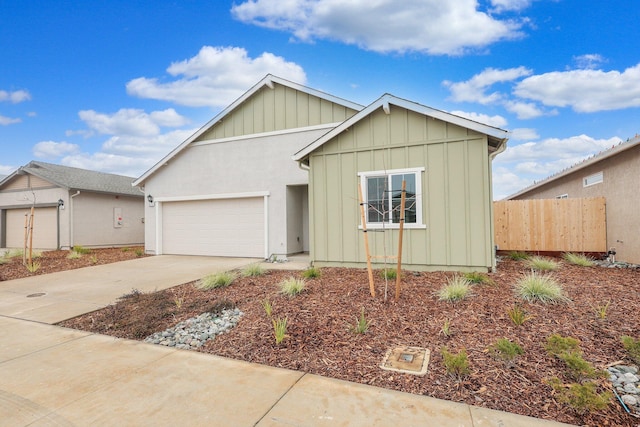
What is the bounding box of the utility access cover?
[380,346,430,376]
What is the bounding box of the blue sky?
[1,0,639,199]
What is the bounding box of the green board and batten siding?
[308,105,495,271]
[198,84,358,141]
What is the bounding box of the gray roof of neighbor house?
[0,161,142,197]
[506,133,640,200]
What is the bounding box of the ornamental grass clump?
[437,276,471,303]
[515,272,568,303]
[301,266,321,279]
[508,251,529,261]
[67,250,83,259]
[198,271,237,289]
[72,245,91,254]
[562,252,595,267]
[279,277,306,296]
[350,307,370,334]
[621,335,640,364]
[527,256,559,271]
[507,305,532,326]
[242,263,265,277]
[463,271,494,285]
[379,268,397,280]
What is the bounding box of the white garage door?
[161,197,265,257]
[6,207,58,249]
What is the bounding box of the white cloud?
[509,128,539,140]
[126,46,307,107]
[231,0,525,55]
[0,165,17,176]
[449,110,508,128]
[0,89,31,103]
[492,134,622,198]
[572,54,606,70]
[514,63,640,112]
[444,67,532,104]
[60,152,154,178]
[0,115,21,125]
[503,100,548,119]
[32,141,80,159]
[77,108,189,137]
[490,0,532,12]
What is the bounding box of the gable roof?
[0,161,142,197]
[506,134,640,200]
[293,93,509,163]
[133,74,364,187]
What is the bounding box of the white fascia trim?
[191,122,342,147]
[155,191,270,203]
[357,167,425,177]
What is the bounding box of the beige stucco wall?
[308,105,495,272]
[72,192,144,247]
[512,144,640,264]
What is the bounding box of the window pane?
[391,174,417,223]
[367,176,387,223]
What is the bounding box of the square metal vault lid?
[380,346,430,376]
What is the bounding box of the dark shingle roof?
[6,161,142,197]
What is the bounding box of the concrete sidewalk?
[0,256,574,426]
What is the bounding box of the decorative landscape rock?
[144,308,243,350]
[607,365,640,415]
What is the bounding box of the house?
[293,94,509,272]
[0,161,144,250]
[507,134,640,264]
[133,75,363,259]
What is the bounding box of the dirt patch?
[0,247,146,281]
[60,258,640,426]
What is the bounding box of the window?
[583,172,603,187]
[556,194,568,199]
[358,167,425,229]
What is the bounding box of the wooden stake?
[358,182,376,297]
[395,180,406,301]
[23,213,28,265]
[28,206,35,264]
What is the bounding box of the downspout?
[488,139,508,272]
[69,190,80,248]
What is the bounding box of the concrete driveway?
[0,255,256,324]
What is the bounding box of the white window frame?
[358,167,426,230]
[583,171,603,187]
[556,194,568,199]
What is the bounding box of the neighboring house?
[133,75,363,258]
[507,134,640,264]
[0,161,144,250]
[293,94,508,272]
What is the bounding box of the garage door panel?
[6,208,57,249]
[161,198,264,257]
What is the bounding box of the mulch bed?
[58,257,640,426]
[0,247,146,281]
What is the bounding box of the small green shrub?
[562,252,595,267]
[558,351,605,381]
[437,276,471,302]
[507,305,532,326]
[441,347,470,379]
[72,245,90,254]
[198,271,237,289]
[490,338,524,365]
[273,317,288,345]
[527,256,559,271]
[515,272,567,303]
[463,271,494,285]
[25,260,41,273]
[242,263,265,277]
[351,307,370,334]
[5,249,24,259]
[545,334,581,357]
[593,301,610,320]
[440,319,452,337]
[67,251,82,259]
[31,250,42,259]
[134,248,144,257]
[261,299,273,317]
[508,251,529,260]
[301,266,321,279]
[90,255,98,264]
[379,268,398,280]
[0,256,9,265]
[279,277,306,296]
[621,336,640,364]
[121,247,131,252]
[547,378,611,414]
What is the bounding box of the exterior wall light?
[58,199,65,210]
[147,194,154,206]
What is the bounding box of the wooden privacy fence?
[494,197,606,253]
